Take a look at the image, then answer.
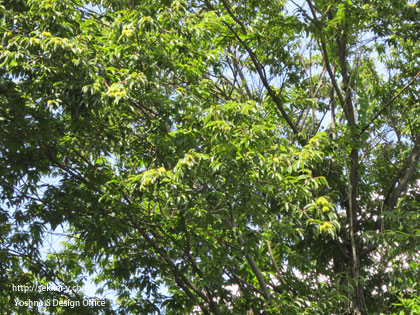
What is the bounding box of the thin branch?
[305,0,349,120]
[362,134,420,257]
[359,70,420,135]
[388,135,420,209]
[128,217,212,314]
[226,206,271,301]
[266,240,286,286]
[228,47,253,100]
[204,0,299,136]
[44,148,104,195]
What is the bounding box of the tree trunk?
[348,148,364,315]
[349,254,364,315]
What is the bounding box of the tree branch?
[305,0,349,120]
[128,217,213,314]
[226,206,271,301]
[388,135,420,210]
[266,240,286,286]
[359,70,420,136]
[362,134,420,258]
[204,0,299,136]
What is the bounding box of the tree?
[1,0,420,313]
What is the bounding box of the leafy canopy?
[1,0,420,314]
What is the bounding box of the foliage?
[1,0,420,314]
